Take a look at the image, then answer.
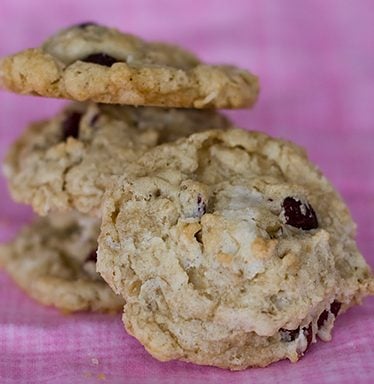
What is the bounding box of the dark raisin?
[280,324,313,348]
[317,300,342,328]
[81,53,121,67]
[196,194,207,217]
[62,111,82,140]
[85,249,97,263]
[74,21,97,29]
[317,310,329,328]
[76,22,97,28]
[90,113,100,127]
[280,327,300,342]
[282,197,318,230]
[194,230,203,244]
[304,323,313,349]
[330,300,342,317]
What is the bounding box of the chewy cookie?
[0,212,123,312]
[97,128,374,369]
[0,23,259,109]
[3,102,231,216]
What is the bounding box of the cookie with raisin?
[3,102,230,216]
[0,23,259,109]
[97,128,374,369]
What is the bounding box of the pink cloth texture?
[1,0,374,383]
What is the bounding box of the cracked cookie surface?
[3,102,230,216]
[97,128,374,369]
[0,23,259,108]
[0,212,123,312]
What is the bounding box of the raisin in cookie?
[97,128,374,369]
[0,23,259,109]
[0,212,123,312]
[3,102,230,216]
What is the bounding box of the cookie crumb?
[91,357,99,365]
[97,373,106,380]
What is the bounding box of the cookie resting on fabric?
[0,212,123,312]
[3,102,231,216]
[0,23,259,109]
[97,128,374,369]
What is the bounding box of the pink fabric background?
[1,0,373,383]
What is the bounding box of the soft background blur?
[0,1,373,383]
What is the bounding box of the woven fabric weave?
[1,1,373,383]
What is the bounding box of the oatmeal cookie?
[0,23,259,109]
[0,212,123,312]
[3,102,230,216]
[97,128,374,369]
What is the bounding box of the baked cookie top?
[3,102,230,216]
[97,128,374,369]
[0,23,259,109]
[0,212,123,312]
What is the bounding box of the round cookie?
[0,23,259,109]
[0,212,123,312]
[3,102,231,216]
[97,128,374,369]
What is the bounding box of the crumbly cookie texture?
[0,212,123,312]
[3,102,230,216]
[0,23,259,109]
[97,129,374,370]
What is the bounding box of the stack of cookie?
[0,23,373,370]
